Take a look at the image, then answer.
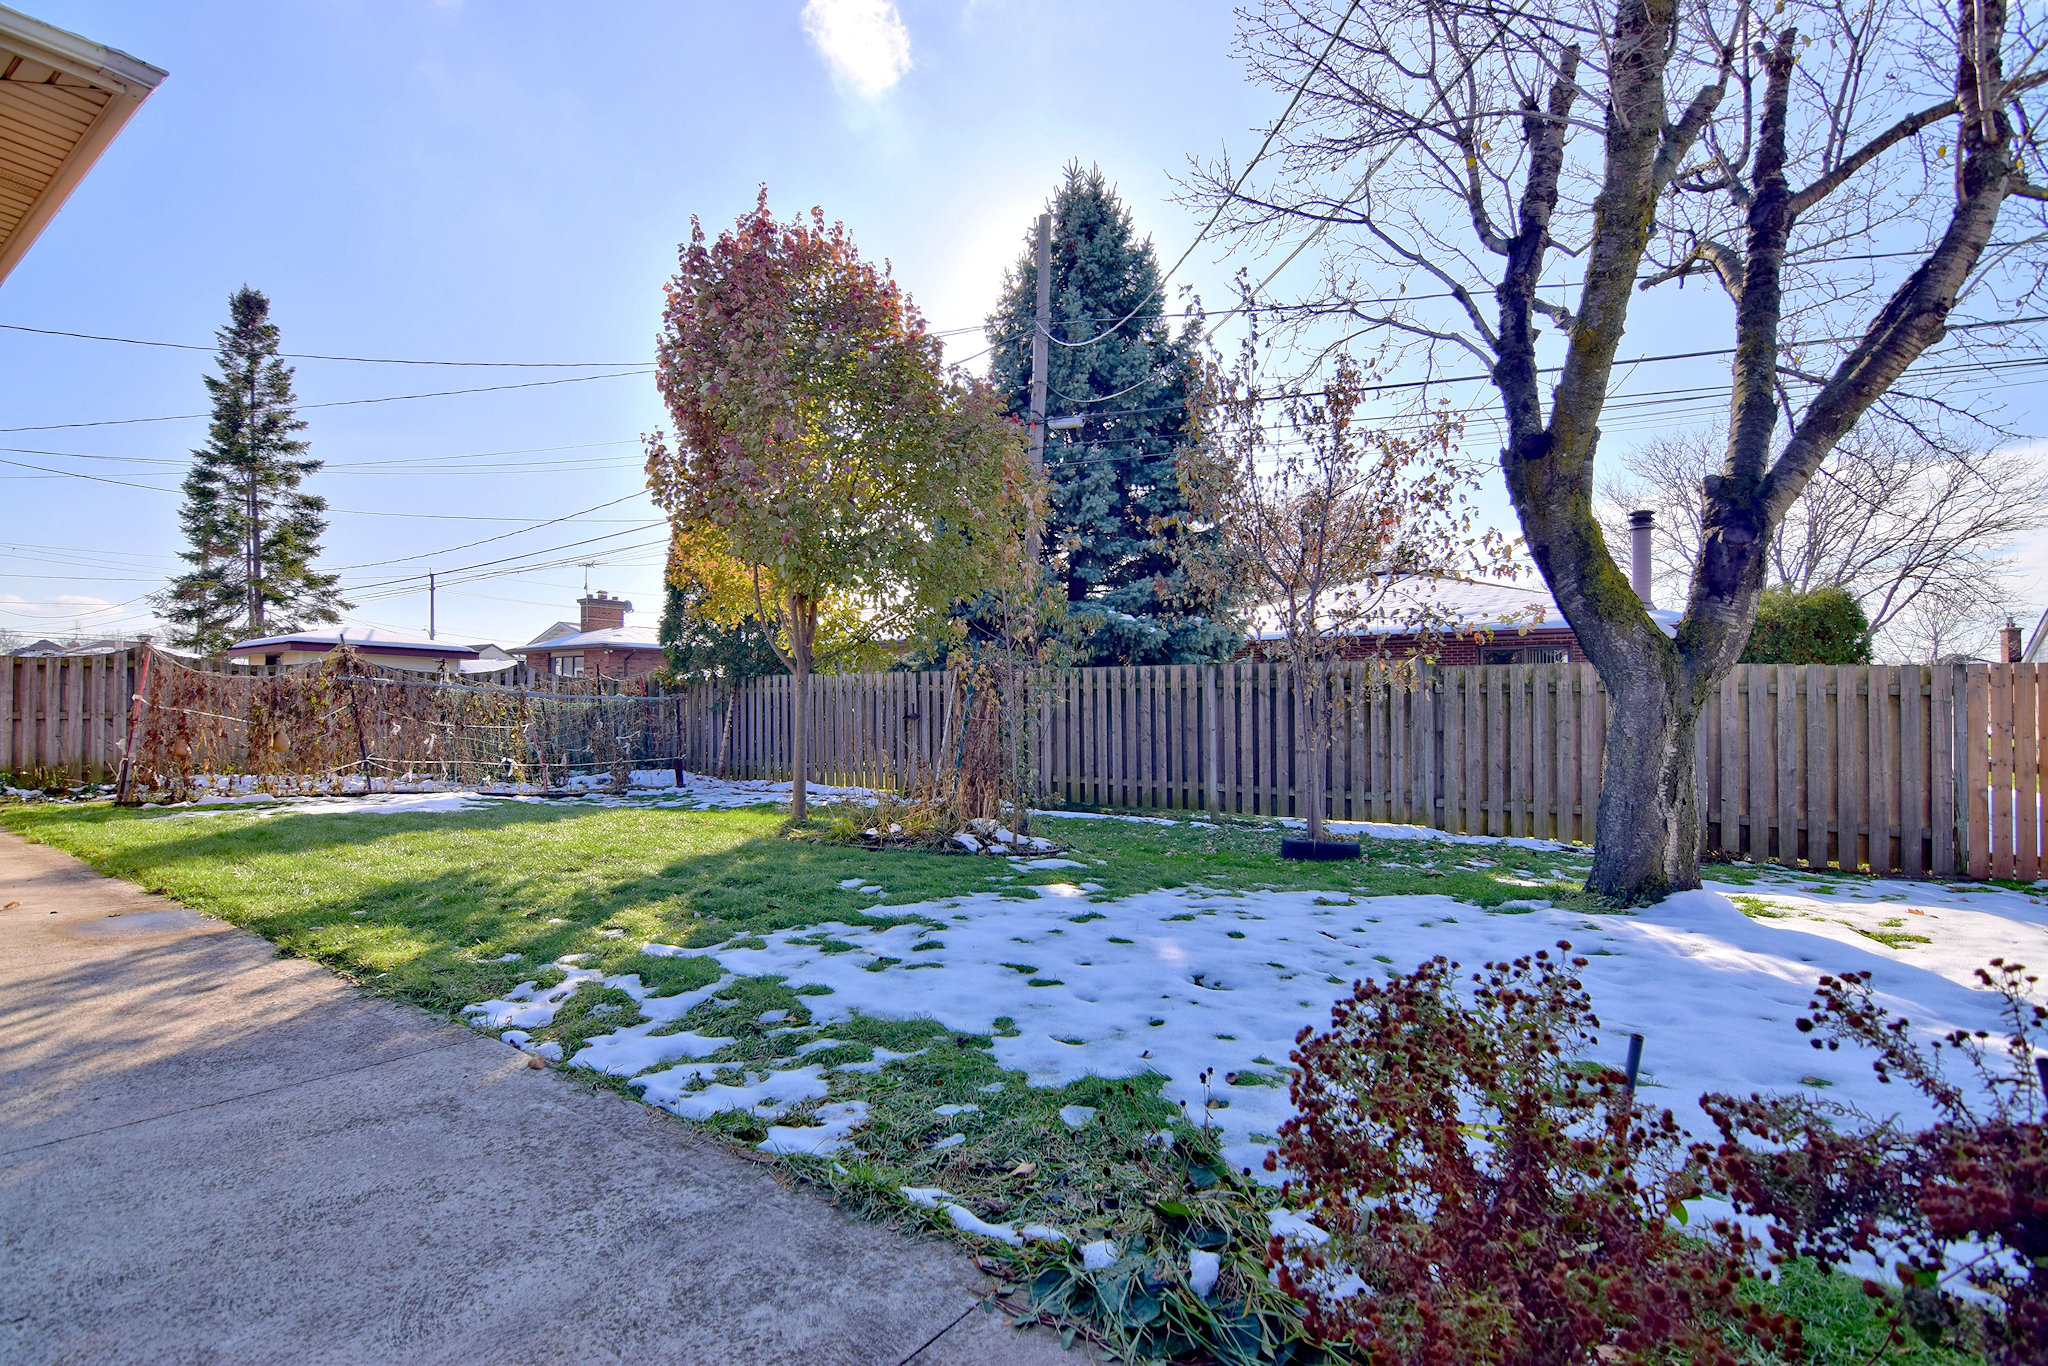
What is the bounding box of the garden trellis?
[125,647,681,798]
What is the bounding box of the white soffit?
[0,5,164,286]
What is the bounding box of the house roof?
[226,627,481,660]
[1249,575,1682,641]
[0,6,166,287]
[510,624,663,655]
[9,635,141,655]
[521,620,580,648]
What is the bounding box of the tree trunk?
[1294,662,1326,842]
[717,684,735,778]
[1586,657,1704,900]
[789,649,810,823]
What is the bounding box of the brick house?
[511,593,665,681]
[1246,512,1679,663]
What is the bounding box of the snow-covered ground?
[139,770,886,817]
[463,865,2048,1182]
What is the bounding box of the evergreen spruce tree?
[658,576,783,687]
[157,288,348,654]
[986,163,1239,666]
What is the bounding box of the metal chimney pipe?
[1629,510,1654,607]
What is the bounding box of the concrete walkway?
[0,832,1077,1365]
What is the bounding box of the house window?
[1481,645,1571,665]
[263,654,281,667]
[551,654,584,677]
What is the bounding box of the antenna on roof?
[581,562,597,595]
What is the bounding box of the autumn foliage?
[1269,946,1798,1365]
[645,191,1035,818]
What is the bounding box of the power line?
[324,493,656,573]
[343,525,670,594]
[1043,0,1365,355]
[0,369,652,433]
[0,453,658,523]
[0,321,646,368]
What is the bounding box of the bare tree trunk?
[1589,658,1705,897]
[784,594,818,824]
[717,684,735,778]
[1303,668,1324,843]
[789,649,810,823]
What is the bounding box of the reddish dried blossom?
[1706,961,2048,1364]
[1272,945,1798,1365]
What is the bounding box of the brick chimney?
[2003,618,2024,663]
[578,591,630,633]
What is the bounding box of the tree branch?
[1638,239,1744,300]
[1786,97,1960,218]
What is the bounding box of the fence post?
[1967,664,1990,879]
[114,647,152,805]
[0,652,13,777]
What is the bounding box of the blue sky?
[1,0,1269,646]
[2,0,2042,652]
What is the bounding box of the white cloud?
[802,0,913,99]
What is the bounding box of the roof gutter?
[0,5,167,287]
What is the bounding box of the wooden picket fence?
[11,649,2048,882]
[0,650,140,784]
[677,660,2030,881]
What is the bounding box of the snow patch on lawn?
[464,864,2048,1185]
[161,790,499,818]
[757,1101,870,1156]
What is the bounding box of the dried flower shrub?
[1706,961,2048,1364]
[1270,944,1799,1365]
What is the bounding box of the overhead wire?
[322,493,658,572]
[0,368,652,433]
[0,321,648,367]
[1040,0,1366,355]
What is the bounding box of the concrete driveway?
[0,831,1078,1365]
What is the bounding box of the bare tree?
[1179,351,1511,844]
[1197,0,2048,899]
[1603,422,2048,659]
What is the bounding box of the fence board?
[2023,666,2042,881]
[1993,664,2016,880]
[1870,666,1894,874]
[0,657,13,773]
[1840,666,1865,871]
[2038,667,2048,881]
[1967,666,1990,879]
[1901,667,1926,875]
[1745,667,1769,860]
[1806,665,1832,870]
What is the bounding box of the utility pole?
[428,571,436,640]
[1026,211,1051,564]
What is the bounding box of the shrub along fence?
[9,648,2047,881]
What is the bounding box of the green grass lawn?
[0,795,1972,1364]
[0,799,1600,1016]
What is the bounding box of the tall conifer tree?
[158,288,347,653]
[986,164,1239,665]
